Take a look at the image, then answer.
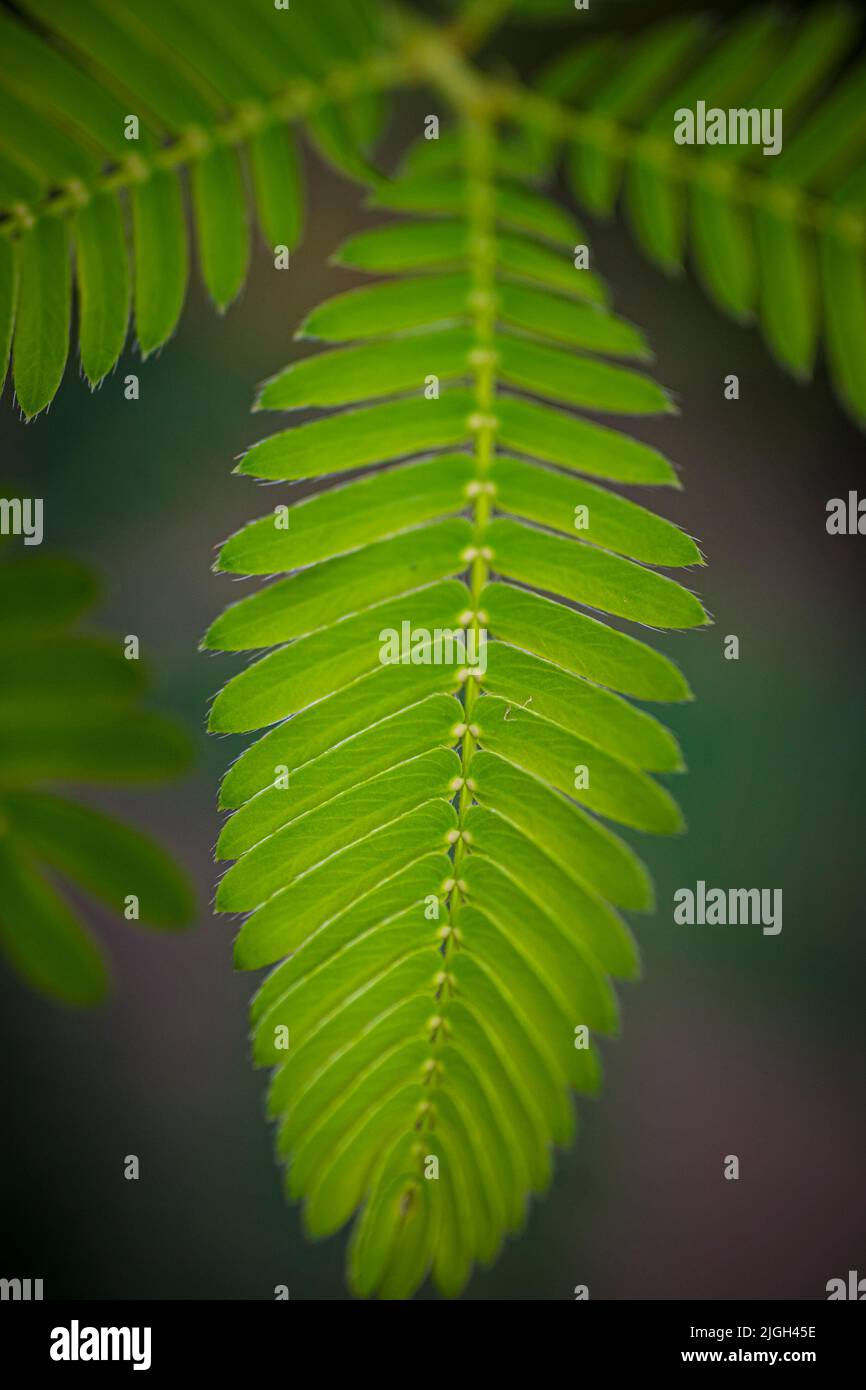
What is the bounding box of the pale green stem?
[490,77,866,248]
[418,103,500,1134]
[444,0,519,55]
[0,51,405,236]
[445,106,498,961]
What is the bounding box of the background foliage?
[0,0,864,1300]
[0,537,194,1001]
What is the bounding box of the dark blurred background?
[1,0,864,1300]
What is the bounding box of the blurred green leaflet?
[0,549,194,1005]
[0,0,388,416]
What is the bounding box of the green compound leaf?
[209,117,705,1299]
[528,3,866,425]
[0,549,195,1004]
[0,0,388,414]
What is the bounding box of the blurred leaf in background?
[0,0,390,418]
[0,533,195,1004]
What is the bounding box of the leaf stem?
[0,51,406,238]
[489,76,866,249]
[444,0,519,56]
[405,21,866,248]
[447,104,498,927]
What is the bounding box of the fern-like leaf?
[527,4,866,424]
[0,0,388,417]
[208,115,707,1298]
[0,542,194,1004]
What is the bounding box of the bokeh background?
[1,0,865,1300]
